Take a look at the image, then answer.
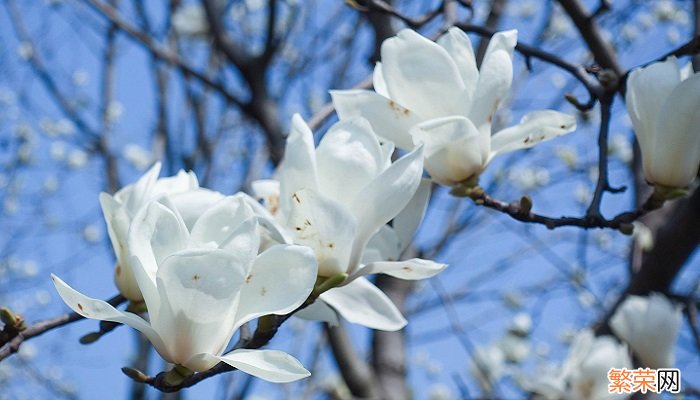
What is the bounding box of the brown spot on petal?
[116,265,121,276]
[246,274,253,283]
[192,274,201,281]
[260,287,267,296]
[402,266,413,272]
[327,243,335,249]
[292,193,301,203]
[78,303,84,312]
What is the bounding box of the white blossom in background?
[72,69,89,86]
[82,224,101,243]
[428,383,455,400]
[172,4,208,37]
[626,57,700,189]
[609,293,681,368]
[530,330,632,400]
[253,115,445,331]
[332,28,575,187]
[106,101,123,122]
[631,221,654,251]
[50,141,67,161]
[53,195,317,382]
[67,149,88,169]
[607,134,633,164]
[123,144,153,170]
[99,162,223,301]
[469,345,505,393]
[17,42,33,60]
[653,0,676,21]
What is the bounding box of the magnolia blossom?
[53,195,317,382]
[254,115,446,330]
[534,330,632,400]
[626,57,700,189]
[100,162,223,302]
[610,293,681,368]
[332,28,576,186]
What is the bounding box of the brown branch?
[557,0,624,77]
[0,294,125,362]
[326,323,378,398]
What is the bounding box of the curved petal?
[393,178,431,250]
[373,62,389,97]
[233,244,318,329]
[411,117,486,186]
[316,117,385,208]
[437,27,478,107]
[625,57,681,170]
[154,249,246,364]
[189,196,256,248]
[170,189,225,230]
[152,169,198,194]
[321,277,407,331]
[218,349,310,383]
[364,225,402,264]
[468,30,517,132]
[51,274,169,359]
[285,188,356,276]
[347,145,424,274]
[489,110,576,157]
[128,198,189,315]
[381,29,467,119]
[279,114,318,216]
[124,162,161,212]
[650,73,700,187]
[331,90,419,150]
[359,258,447,280]
[294,300,340,326]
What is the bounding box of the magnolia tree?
[0,1,699,399]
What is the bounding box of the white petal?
[189,196,256,248]
[489,110,576,157]
[331,90,419,150]
[610,294,682,368]
[233,244,317,329]
[437,27,478,106]
[218,349,310,383]
[151,169,198,193]
[347,145,424,273]
[170,189,225,230]
[393,178,431,251]
[359,258,447,280]
[411,116,486,186]
[321,277,407,331]
[316,118,385,209]
[154,249,246,364]
[279,114,318,216]
[380,141,395,169]
[650,73,700,187]
[373,62,389,97]
[294,300,340,326]
[381,29,467,119]
[626,57,681,169]
[51,274,169,359]
[285,188,356,276]
[364,225,402,264]
[128,199,189,315]
[468,30,517,131]
[124,162,161,212]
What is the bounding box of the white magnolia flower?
[528,330,631,400]
[53,195,317,382]
[172,4,208,37]
[256,115,446,331]
[609,293,681,368]
[332,28,576,187]
[626,57,700,189]
[469,345,505,393]
[99,162,223,301]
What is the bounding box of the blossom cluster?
[50,25,698,387]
